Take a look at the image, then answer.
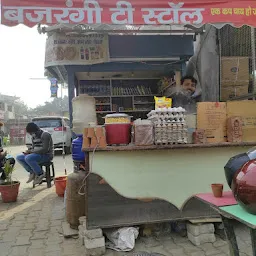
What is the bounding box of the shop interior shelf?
[159,81,176,94]
[134,102,154,104]
[96,111,115,114]
[112,94,158,97]
[94,96,111,97]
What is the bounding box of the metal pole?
[251,27,256,100]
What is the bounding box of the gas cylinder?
[66,170,86,229]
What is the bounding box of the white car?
[25,116,73,154]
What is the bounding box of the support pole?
[251,27,256,100]
[67,72,75,128]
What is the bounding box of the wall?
[0,102,15,120]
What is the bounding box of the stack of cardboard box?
[83,127,107,149]
[221,57,249,101]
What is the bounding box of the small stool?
[33,162,55,188]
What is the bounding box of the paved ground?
[0,146,253,256]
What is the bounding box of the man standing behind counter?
[171,75,201,113]
[16,123,54,185]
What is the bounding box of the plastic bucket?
[55,176,67,197]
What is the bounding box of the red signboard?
[1,0,256,28]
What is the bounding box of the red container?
[232,160,256,214]
[105,124,131,145]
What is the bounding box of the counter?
[83,142,255,229]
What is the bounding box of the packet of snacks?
[154,96,172,109]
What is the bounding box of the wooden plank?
[83,141,256,152]
[220,205,256,229]
[189,218,222,224]
[196,191,237,207]
[221,216,240,256]
[250,229,256,256]
[86,174,218,230]
[175,71,181,87]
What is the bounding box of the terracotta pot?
[0,181,20,203]
[211,183,223,198]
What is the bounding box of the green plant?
[3,160,15,184]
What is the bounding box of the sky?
[0,24,67,108]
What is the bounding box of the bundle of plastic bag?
[105,227,139,252]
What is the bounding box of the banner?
[45,33,109,67]
[49,78,58,97]
[2,0,256,28]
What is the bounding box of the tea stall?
[3,0,256,235]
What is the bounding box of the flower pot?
[211,183,223,198]
[0,181,20,203]
[55,176,67,197]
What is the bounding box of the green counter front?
[83,143,255,229]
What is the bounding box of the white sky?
[0,24,67,108]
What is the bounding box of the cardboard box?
[227,101,256,142]
[221,85,248,101]
[221,57,249,86]
[186,114,197,144]
[197,102,227,143]
[227,116,243,143]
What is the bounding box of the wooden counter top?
[83,142,256,152]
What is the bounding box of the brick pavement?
[0,186,253,256]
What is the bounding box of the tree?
[13,99,29,117]
[30,96,69,117]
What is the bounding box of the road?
[4,145,73,190]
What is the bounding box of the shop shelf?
[94,96,111,98]
[112,94,159,97]
[134,102,154,104]
[96,111,115,114]
[159,81,176,94]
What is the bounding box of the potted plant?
[0,160,20,203]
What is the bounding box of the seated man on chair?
[17,122,54,185]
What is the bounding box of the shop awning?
[1,0,256,28]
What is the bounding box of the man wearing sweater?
[16,123,54,185]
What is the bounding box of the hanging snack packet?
[154,96,172,109]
